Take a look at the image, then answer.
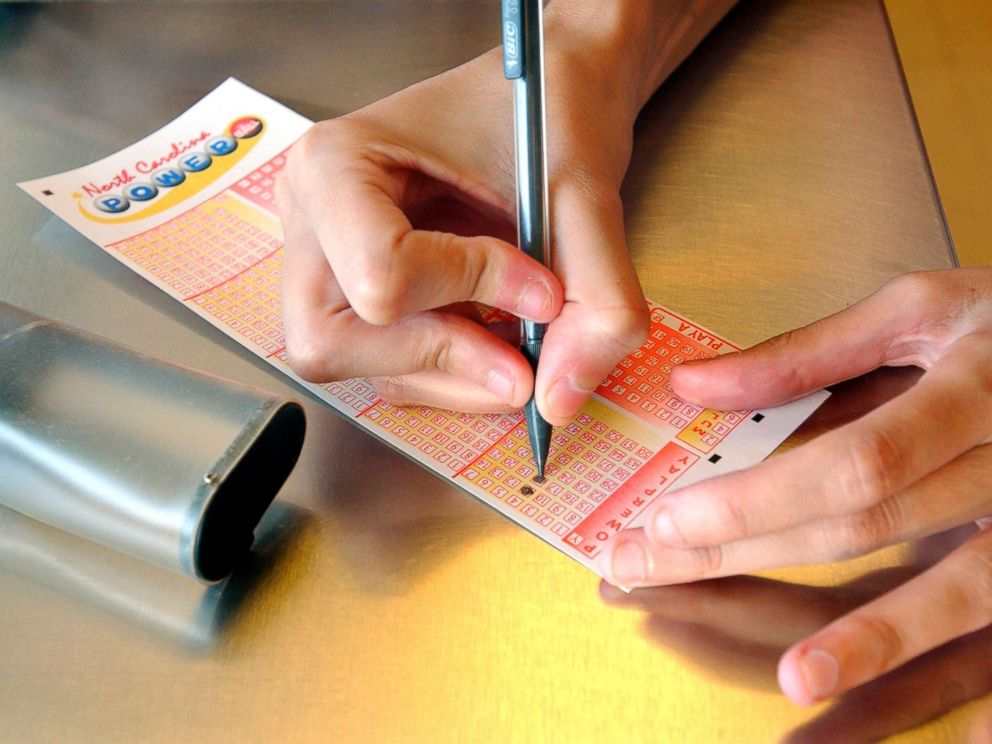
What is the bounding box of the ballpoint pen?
[501,0,552,481]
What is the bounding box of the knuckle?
[414,321,455,373]
[286,118,367,196]
[345,253,406,325]
[370,376,416,406]
[595,301,650,358]
[836,429,902,510]
[418,231,484,301]
[285,121,335,181]
[285,335,336,382]
[292,119,353,160]
[883,271,942,307]
[693,544,726,577]
[718,492,752,540]
[459,238,492,301]
[273,173,292,216]
[848,614,905,675]
[830,501,902,561]
[960,547,992,623]
[762,329,815,391]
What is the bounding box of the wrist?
[545,0,737,115]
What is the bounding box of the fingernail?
[800,649,839,700]
[486,369,516,404]
[611,540,647,586]
[546,375,592,421]
[517,279,552,320]
[650,508,683,545]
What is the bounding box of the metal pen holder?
[0,301,305,582]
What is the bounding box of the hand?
[599,530,992,741]
[276,1,737,420]
[276,7,657,420]
[600,268,992,704]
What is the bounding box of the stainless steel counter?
[1,2,978,742]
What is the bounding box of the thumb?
[535,179,649,424]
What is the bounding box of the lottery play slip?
[19,78,828,578]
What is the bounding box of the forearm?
[546,0,738,117]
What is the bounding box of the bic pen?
[501,0,552,480]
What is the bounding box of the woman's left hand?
[600,267,992,705]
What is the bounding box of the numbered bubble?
[205,135,237,157]
[123,182,158,201]
[179,151,212,173]
[93,194,130,213]
[152,167,186,188]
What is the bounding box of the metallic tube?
[0,301,305,582]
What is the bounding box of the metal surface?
[0,1,975,742]
[0,302,305,581]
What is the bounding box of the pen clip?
[501,0,524,79]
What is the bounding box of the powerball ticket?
[18,78,829,576]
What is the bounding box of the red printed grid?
[364,403,521,475]
[190,248,284,356]
[324,379,380,415]
[595,306,746,443]
[108,193,282,301]
[675,407,746,454]
[564,441,698,559]
[459,411,655,538]
[229,150,288,214]
[473,303,517,325]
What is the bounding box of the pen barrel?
[521,319,546,366]
[511,0,550,271]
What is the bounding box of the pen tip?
[523,398,551,484]
[534,452,547,482]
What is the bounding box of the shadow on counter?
[0,500,311,653]
[601,528,992,742]
[599,368,992,741]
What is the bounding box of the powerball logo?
[75,115,265,224]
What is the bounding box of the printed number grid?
[595,306,749,453]
[676,407,746,454]
[365,402,521,475]
[108,192,283,303]
[321,379,380,415]
[229,150,288,214]
[459,411,654,537]
[189,242,285,356]
[564,441,699,559]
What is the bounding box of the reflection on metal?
[0,302,306,581]
[0,502,310,650]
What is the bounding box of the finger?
[535,180,649,425]
[669,272,948,411]
[370,370,519,414]
[641,336,992,547]
[782,626,992,743]
[604,445,992,587]
[286,125,564,325]
[777,526,992,705]
[279,179,533,405]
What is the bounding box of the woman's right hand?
[276,2,734,419]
